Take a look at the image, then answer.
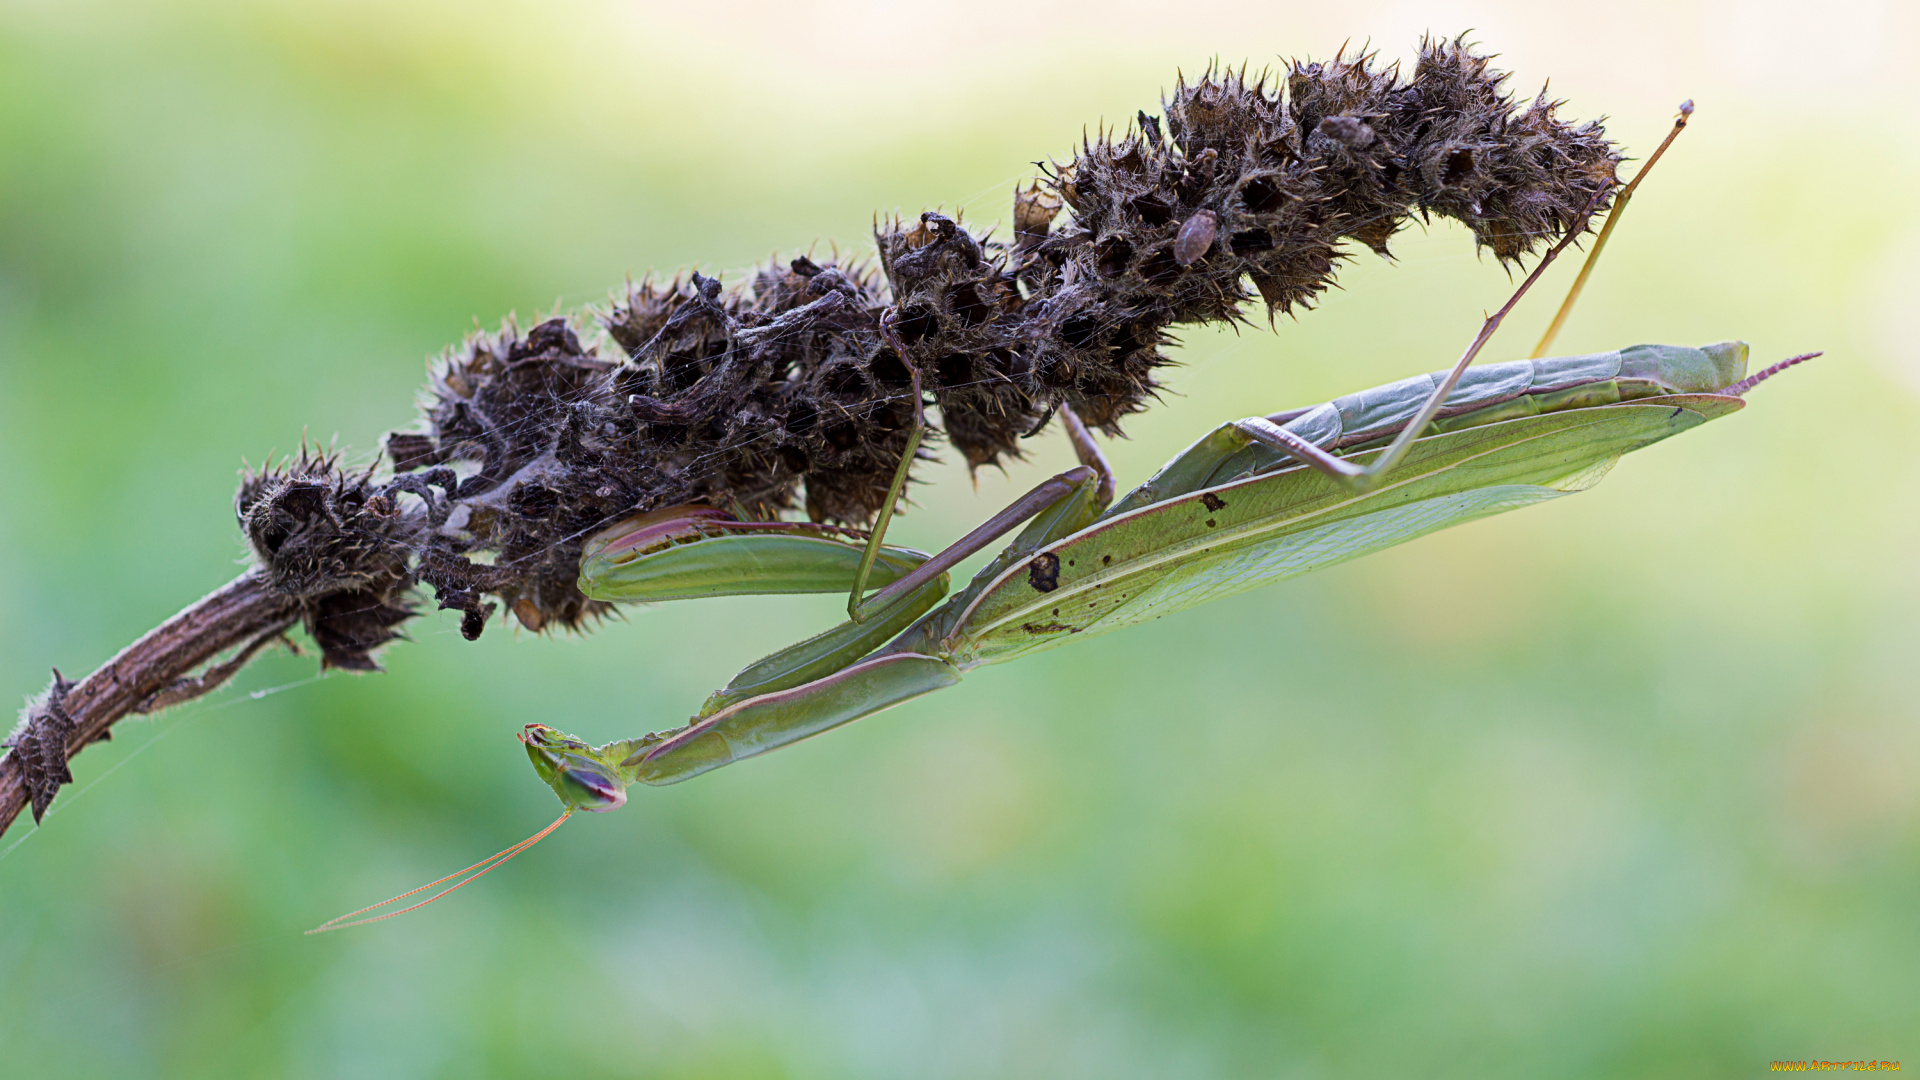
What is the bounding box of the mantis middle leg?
[1241,104,1693,492]
[1231,189,1610,491]
[845,303,1117,622]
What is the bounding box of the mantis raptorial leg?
[568,339,1804,795]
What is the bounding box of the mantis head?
[1618,340,1749,393]
[520,724,629,812]
[1615,339,1817,398]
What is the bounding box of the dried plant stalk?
[3,36,1618,836]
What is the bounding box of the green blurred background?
[2,0,1916,1075]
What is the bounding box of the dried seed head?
[874,34,1617,468]
[234,36,1620,650]
[236,448,417,669]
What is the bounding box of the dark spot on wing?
[1021,622,1077,635]
[1200,492,1227,511]
[1028,552,1061,592]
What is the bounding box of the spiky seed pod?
[235,449,418,669]
[613,259,922,526]
[372,253,924,635]
[232,36,1618,646]
[876,34,1620,468]
[875,212,1043,469]
[3,670,78,822]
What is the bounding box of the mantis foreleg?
[698,569,951,718]
[538,462,1118,799]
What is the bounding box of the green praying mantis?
[311,106,1818,932]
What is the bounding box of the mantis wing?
[949,396,1741,667]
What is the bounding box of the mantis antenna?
[1531,100,1695,358]
[306,810,574,934]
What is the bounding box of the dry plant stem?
[0,573,302,838]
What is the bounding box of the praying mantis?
[311,104,1819,931]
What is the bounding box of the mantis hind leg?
[1220,107,1691,496]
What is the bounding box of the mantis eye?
[522,723,586,750]
[557,766,626,812]
[520,725,628,812]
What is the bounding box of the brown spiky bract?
[235,448,417,670]
[234,37,1616,645]
[5,670,79,822]
[906,35,1619,467]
